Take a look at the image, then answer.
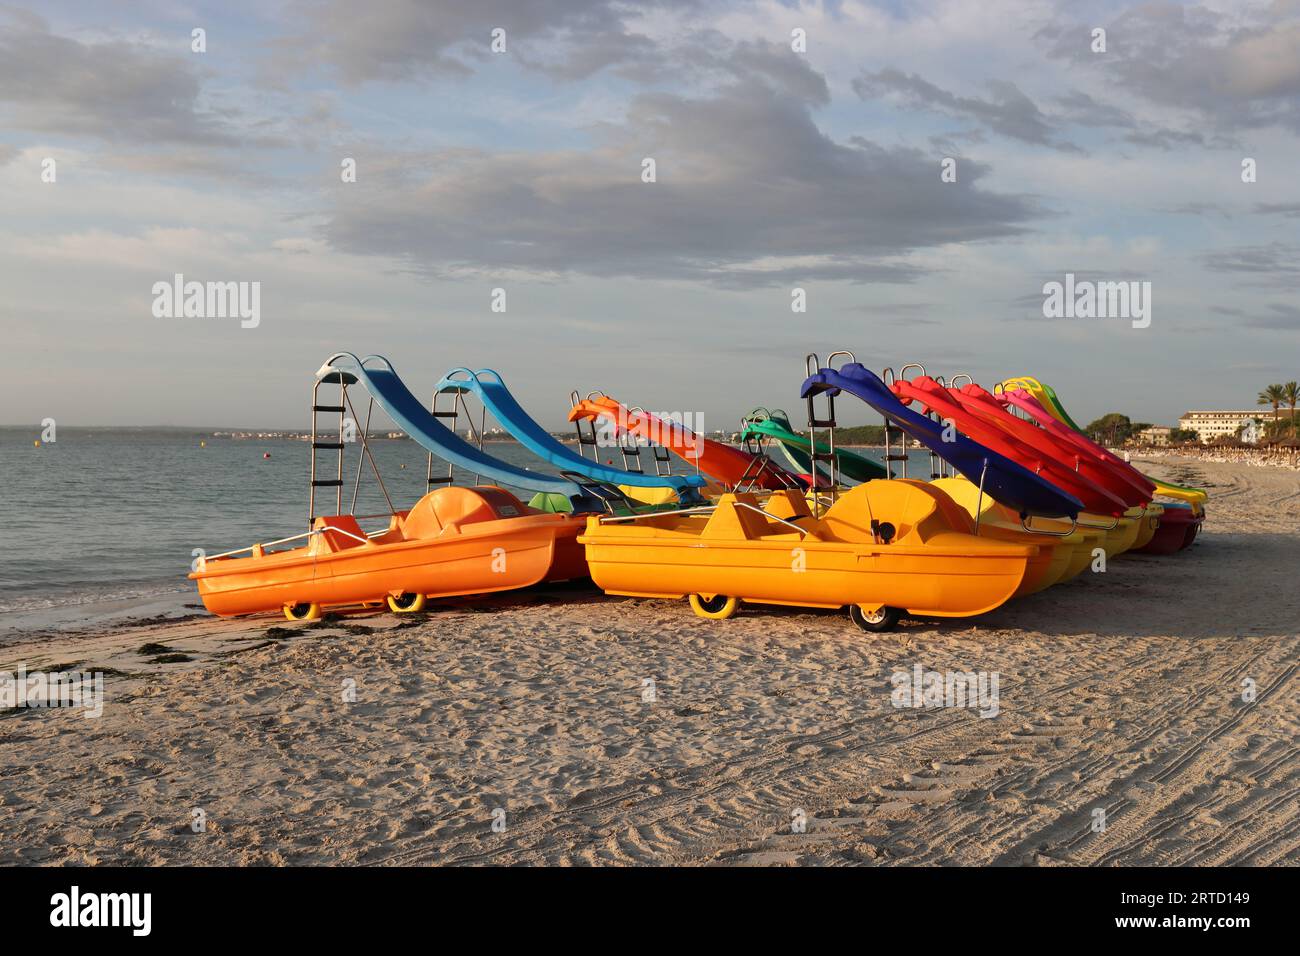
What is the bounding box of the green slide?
[741,408,887,484]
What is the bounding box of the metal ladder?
[937,372,977,480]
[803,352,849,516]
[570,389,603,464]
[624,407,675,476]
[927,373,950,480]
[733,409,795,495]
[309,371,352,526]
[879,366,911,480]
[309,370,395,526]
[428,386,487,489]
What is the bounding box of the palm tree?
[1259,384,1285,437]
[1284,382,1300,438]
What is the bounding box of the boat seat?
[821,481,962,545]
[701,493,773,540]
[401,486,533,540]
[312,514,368,552]
[763,489,813,521]
[366,511,410,544]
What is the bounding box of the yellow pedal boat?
[930,477,1104,587]
[578,481,1039,632]
[930,477,1160,575]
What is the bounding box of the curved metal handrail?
[898,362,926,382]
[1076,515,1122,531]
[1019,514,1079,537]
[826,350,856,371]
[202,524,374,563]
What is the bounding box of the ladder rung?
[426,475,454,485]
[313,404,346,413]
[885,454,909,461]
[808,418,836,428]
[429,411,459,419]
[312,479,344,487]
[313,442,344,450]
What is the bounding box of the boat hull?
[579,484,1036,619]
[1134,504,1204,555]
[190,487,588,617]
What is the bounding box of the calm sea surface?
[1,427,885,618]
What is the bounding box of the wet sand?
[2,457,1296,866]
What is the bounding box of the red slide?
[951,383,1152,508]
[890,376,1130,515]
[994,387,1157,501]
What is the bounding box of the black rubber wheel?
[849,605,902,633]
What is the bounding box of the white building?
[1134,425,1172,445]
[1177,410,1265,444]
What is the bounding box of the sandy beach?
[2,456,1296,867]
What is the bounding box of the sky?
[2,0,1299,430]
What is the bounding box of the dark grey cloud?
[1206,304,1300,335]
[1219,302,1300,330]
[855,65,1218,154]
[1052,88,1214,149]
[0,9,254,146]
[1121,125,1214,150]
[1165,201,1232,218]
[1202,243,1300,289]
[1052,89,1134,129]
[322,48,1038,287]
[1245,303,1300,329]
[853,68,1080,151]
[1043,4,1300,133]
[275,0,706,85]
[1254,202,1300,217]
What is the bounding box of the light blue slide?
[319,353,606,513]
[434,368,707,504]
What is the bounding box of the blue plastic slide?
[320,353,605,513]
[434,369,707,503]
[801,362,1083,519]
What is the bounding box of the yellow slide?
[998,375,1207,513]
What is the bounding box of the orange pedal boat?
[190,352,601,620]
[191,486,587,619]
